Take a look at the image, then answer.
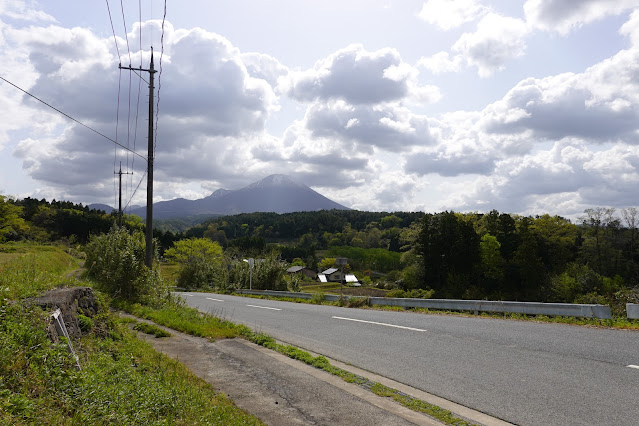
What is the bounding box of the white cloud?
[417,0,487,30]
[525,0,639,35]
[7,20,280,203]
[480,45,639,142]
[303,101,436,153]
[418,51,464,74]
[0,1,56,23]
[453,13,530,77]
[286,44,439,105]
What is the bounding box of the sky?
[1,0,639,220]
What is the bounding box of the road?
[179,292,639,426]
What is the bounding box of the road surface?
[179,292,639,426]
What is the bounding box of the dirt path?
[124,314,441,426]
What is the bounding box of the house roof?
[322,268,339,274]
[287,266,305,273]
[318,274,328,283]
[345,274,358,283]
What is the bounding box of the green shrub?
[310,292,325,305]
[84,226,167,305]
[78,314,94,333]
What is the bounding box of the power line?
[154,0,167,155]
[124,169,147,211]
[105,0,121,62]
[119,0,133,65]
[0,76,147,161]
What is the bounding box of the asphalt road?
[179,292,639,426]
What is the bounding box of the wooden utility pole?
[114,162,133,227]
[120,48,156,269]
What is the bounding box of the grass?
[0,243,262,425]
[0,242,82,301]
[133,322,172,338]
[114,299,242,340]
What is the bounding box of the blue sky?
[1,0,639,219]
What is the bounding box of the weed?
[133,322,172,338]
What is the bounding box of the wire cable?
[124,169,147,210]
[119,0,133,66]
[105,0,121,62]
[0,76,147,161]
[154,0,167,155]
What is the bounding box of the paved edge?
[123,313,440,425]
[241,339,442,426]
[123,313,512,426]
[270,339,514,426]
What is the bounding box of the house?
[345,274,360,286]
[318,267,343,283]
[286,265,317,280]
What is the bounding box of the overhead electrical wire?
[0,76,146,161]
[154,0,167,155]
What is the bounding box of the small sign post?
[336,257,348,300]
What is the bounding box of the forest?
[1,194,638,307]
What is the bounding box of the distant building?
[286,265,317,280]
[319,267,343,283]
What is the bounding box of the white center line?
[183,294,194,297]
[246,304,282,311]
[332,316,426,332]
[627,365,639,370]
[206,297,224,302]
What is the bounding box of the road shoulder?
[125,313,440,425]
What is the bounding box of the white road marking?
[627,365,639,370]
[332,316,426,332]
[206,297,224,302]
[246,304,282,311]
[183,294,194,297]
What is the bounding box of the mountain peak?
[246,174,305,190]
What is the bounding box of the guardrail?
[233,289,614,319]
[628,304,639,319]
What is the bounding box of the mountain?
[88,203,142,213]
[129,174,350,219]
[88,203,115,213]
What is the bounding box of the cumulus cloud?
[481,45,639,142]
[418,51,464,75]
[453,13,530,77]
[417,0,487,30]
[303,101,436,153]
[524,0,639,35]
[440,140,639,215]
[241,52,289,89]
[0,1,56,23]
[286,44,439,105]
[6,19,279,203]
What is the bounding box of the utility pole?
[114,162,133,227]
[120,48,156,269]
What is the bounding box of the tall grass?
[0,243,80,300]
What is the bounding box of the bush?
[385,288,434,299]
[84,226,167,305]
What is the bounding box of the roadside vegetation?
[0,240,261,424]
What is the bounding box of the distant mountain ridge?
[120,174,349,219]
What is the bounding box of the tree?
[480,234,504,283]
[0,196,28,241]
[416,212,480,296]
[319,257,337,271]
[164,238,223,289]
